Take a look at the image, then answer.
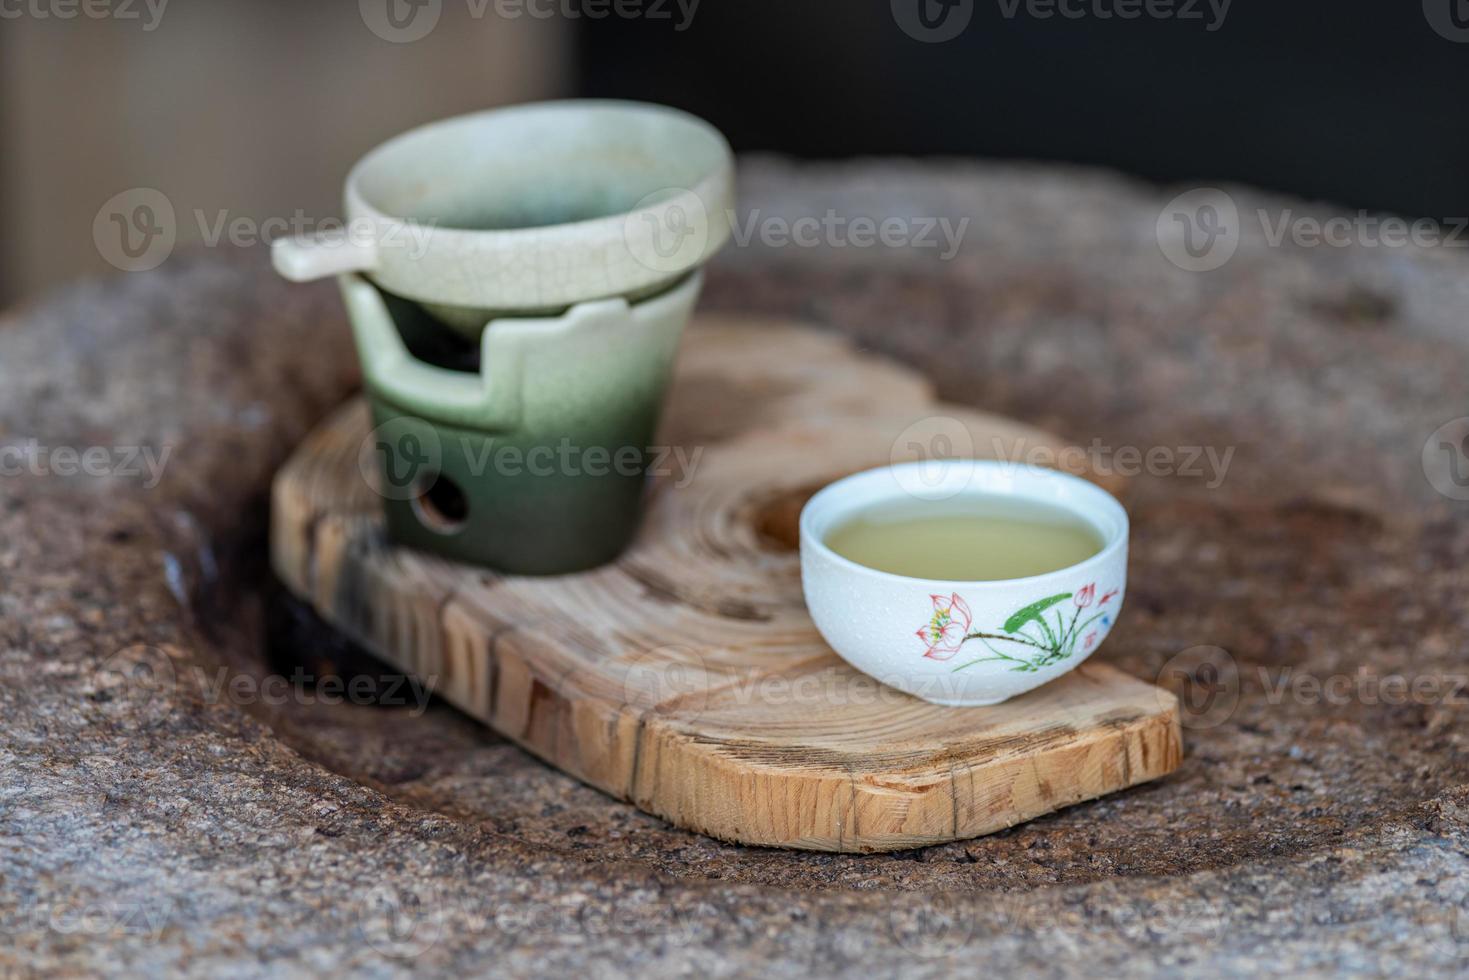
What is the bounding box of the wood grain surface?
[271,315,1181,850]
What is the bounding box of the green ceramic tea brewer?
[272,100,735,573]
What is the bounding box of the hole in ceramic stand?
[412,472,470,534]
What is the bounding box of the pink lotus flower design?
[916,593,972,661]
[916,581,1122,674]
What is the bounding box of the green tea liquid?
[824,495,1103,580]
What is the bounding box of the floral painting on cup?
[916,583,1121,674]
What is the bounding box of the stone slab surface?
[2,161,1469,977]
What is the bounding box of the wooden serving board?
[271,316,1182,851]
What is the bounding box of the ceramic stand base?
[341,272,700,574]
[272,316,1183,852]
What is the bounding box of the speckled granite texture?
[2,162,1468,977]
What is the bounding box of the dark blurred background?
[580,1,1469,216]
[4,0,1467,304]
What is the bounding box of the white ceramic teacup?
[799,460,1129,707]
[271,99,734,337]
